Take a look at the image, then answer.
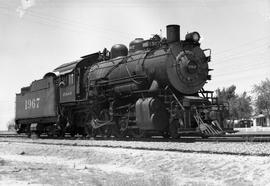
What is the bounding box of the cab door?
[75,67,88,100]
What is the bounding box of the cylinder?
[166,25,180,43]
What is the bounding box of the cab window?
[60,73,74,87]
[60,75,67,87]
[68,73,74,85]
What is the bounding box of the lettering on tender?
[63,91,72,97]
[24,98,40,110]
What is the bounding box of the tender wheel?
[31,131,40,139]
[47,125,58,138]
[162,131,170,139]
[47,132,54,138]
[26,124,31,138]
[169,119,180,139]
[130,128,145,138]
[70,127,76,137]
[56,132,62,138]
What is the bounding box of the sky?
[0,0,269,130]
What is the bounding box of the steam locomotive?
[15,25,226,138]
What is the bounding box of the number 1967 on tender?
[25,98,40,110]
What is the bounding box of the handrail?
[165,86,185,111]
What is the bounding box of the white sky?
[0,0,269,130]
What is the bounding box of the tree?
[216,85,237,101]
[216,85,253,120]
[253,78,270,120]
[216,85,238,120]
[6,118,15,131]
[235,92,253,119]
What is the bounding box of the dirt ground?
[1,141,270,186]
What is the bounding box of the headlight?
[185,32,201,43]
[192,32,200,42]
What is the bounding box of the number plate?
[24,98,40,110]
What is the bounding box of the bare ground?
[1,141,270,186]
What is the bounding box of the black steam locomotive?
[15,25,227,138]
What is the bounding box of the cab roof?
[53,59,82,75]
[53,52,100,75]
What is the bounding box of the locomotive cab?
[54,61,78,103]
[54,52,101,103]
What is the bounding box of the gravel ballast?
[1,137,270,156]
[1,140,270,185]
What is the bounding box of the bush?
[6,118,15,131]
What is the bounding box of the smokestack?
[166,25,180,43]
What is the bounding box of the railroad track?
[1,135,270,157]
[1,131,270,142]
[1,131,270,157]
[0,131,26,138]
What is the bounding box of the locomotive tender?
[15,24,225,138]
